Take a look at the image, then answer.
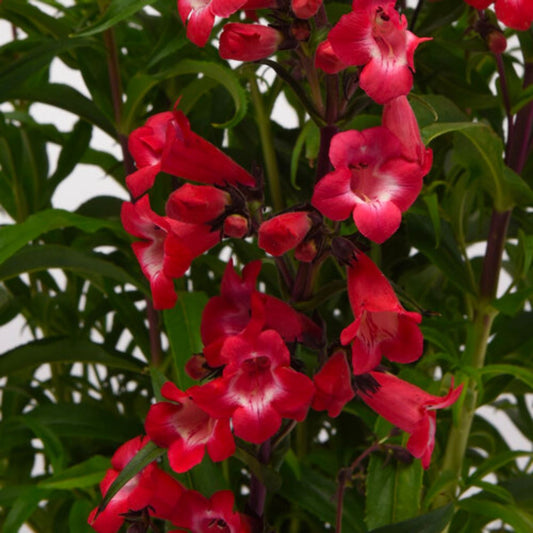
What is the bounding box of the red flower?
[358,372,463,468]
[312,350,355,417]
[219,23,282,61]
[127,109,255,198]
[258,211,313,256]
[190,297,315,443]
[340,252,423,374]
[166,183,230,224]
[328,0,429,103]
[145,382,235,473]
[201,260,321,366]
[178,0,247,47]
[88,436,185,533]
[169,489,250,532]
[121,195,220,309]
[311,127,424,243]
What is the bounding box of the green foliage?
[0,0,532,531]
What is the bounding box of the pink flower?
[258,211,313,256]
[340,252,423,374]
[219,23,282,61]
[311,127,424,243]
[312,350,355,417]
[358,372,463,468]
[88,436,185,533]
[328,0,429,103]
[190,297,315,443]
[178,0,247,47]
[127,109,255,198]
[169,489,251,532]
[382,95,433,177]
[145,382,235,473]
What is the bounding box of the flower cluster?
[89,0,475,529]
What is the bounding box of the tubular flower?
[178,0,247,47]
[145,382,235,473]
[258,211,313,256]
[341,252,423,375]
[190,296,315,443]
[166,183,230,225]
[382,95,433,176]
[201,260,321,366]
[169,489,251,532]
[312,350,355,417]
[121,195,220,310]
[88,436,185,533]
[311,127,425,243]
[127,109,255,198]
[327,0,430,103]
[219,23,283,61]
[358,372,463,468]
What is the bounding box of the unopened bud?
[185,354,211,380]
[294,239,318,262]
[223,214,249,238]
[487,30,507,54]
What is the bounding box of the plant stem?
[435,58,533,510]
[248,440,271,531]
[249,72,283,212]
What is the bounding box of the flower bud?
[166,183,229,224]
[294,239,317,262]
[219,23,283,62]
[223,214,250,238]
[487,30,507,54]
[315,40,347,75]
[292,0,323,19]
[258,212,312,256]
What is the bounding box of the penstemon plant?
[1,0,533,532]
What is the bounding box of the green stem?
[248,72,283,212]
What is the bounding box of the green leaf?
[290,121,319,191]
[69,499,95,533]
[479,364,533,390]
[2,486,51,533]
[48,120,92,188]
[98,441,165,513]
[493,287,533,316]
[365,453,423,529]
[458,497,533,533]
[467,450,533,486]
[0,38,93,102]
[0,209,122,265]
[38,456,110,490]
[0,244,143,291]
[0,337,145,375]
[163,291,208,390]
[278,462,367,532]
[77,0,158,37]
[368,504,454,533]
[421,122,511,211]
